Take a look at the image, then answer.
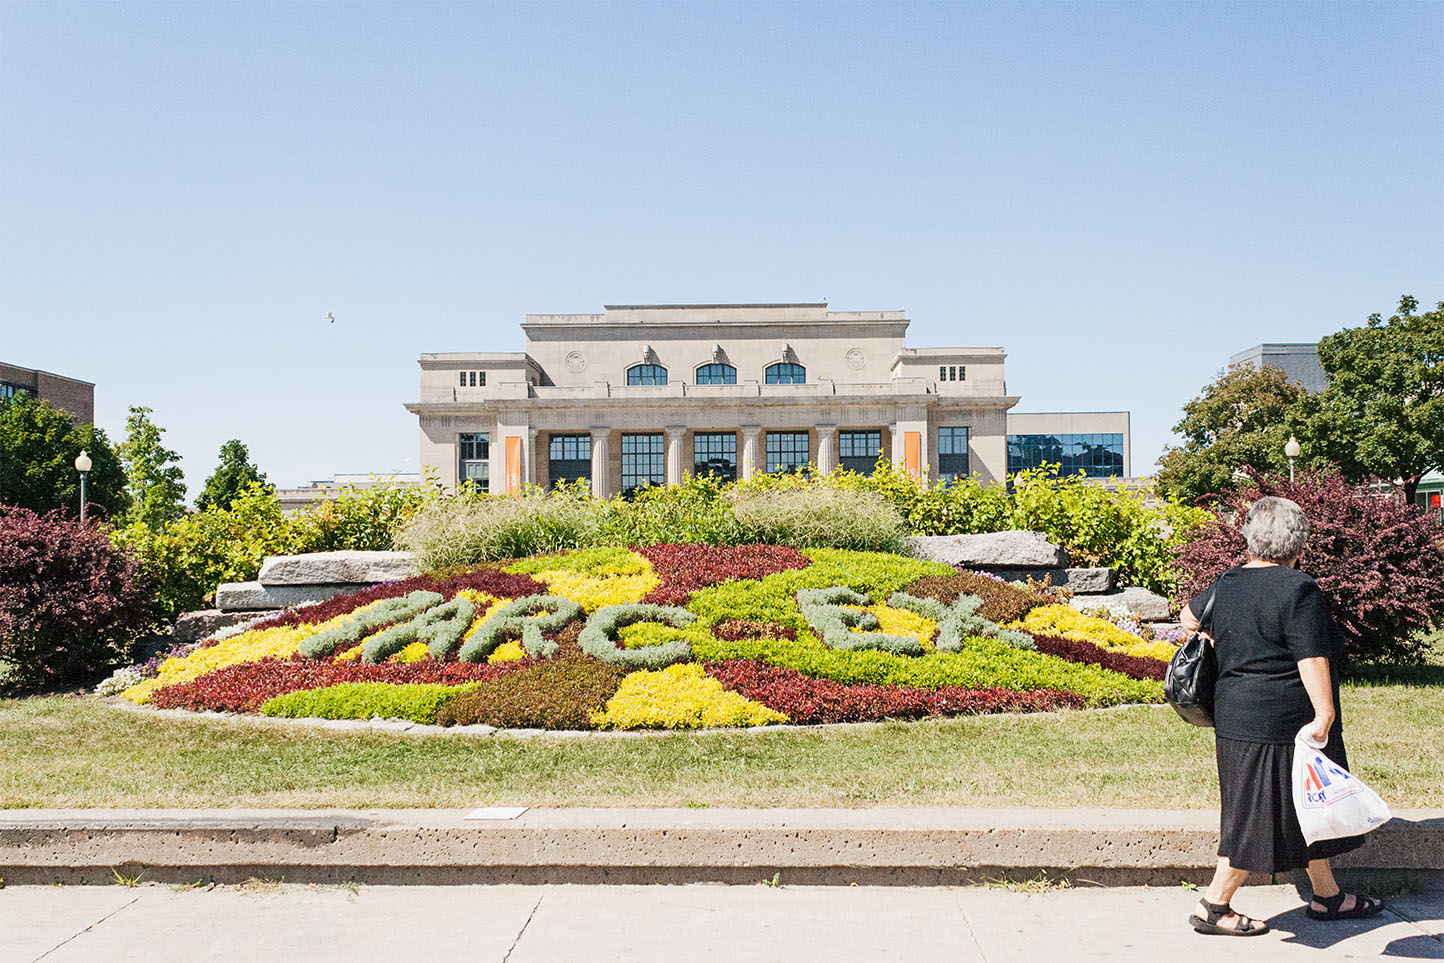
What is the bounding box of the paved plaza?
[3,882,1440,963]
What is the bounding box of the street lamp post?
[1285,436,1301,483]
[75,450,92,521]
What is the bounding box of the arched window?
[765,362,806,385]
[626,363,668,386]
[695,363,737,385]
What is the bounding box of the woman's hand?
[1305,712,1336,747]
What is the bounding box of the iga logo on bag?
[1298,753,1364,809]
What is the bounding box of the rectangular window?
[621,433,665,494]
[938,427,970,484]
[0,382,28,402]
[1007,433,1124,478]
[469,371,477,386]
[548,433,592,489]
[838,430,882,476]
[939,366,947,381]
[766,431,810,474]
[458,432,490,491]
[693,432,737,482]
[478,371,485,386]
[458,371,466,387]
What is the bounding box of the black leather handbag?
[1164,579,1220,727]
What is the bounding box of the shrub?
[1175,469,1444,666]
[435,656,629,729]
[578,603,696,669]
[457,595,582,662]
[711,619,797,642]
[1028,634,1167,681]
[297,591,443,659]
[1013,605,1175,661]
[903,572,1054,624]
[798,586,926,655]
[291,473,444,553]
[0,506,153,688]
[704,659,1085,723]
[730,485,907,553]
[395,487,605,569]
[259,681,482,723]
[598,474,741,545]
[250,566,545,631]
[590,663,788,729]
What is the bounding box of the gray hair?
[1242,496,1311,562]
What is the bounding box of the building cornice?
[404,394,1021,416]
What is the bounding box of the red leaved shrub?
[149,657,531,713]
[1028,634,1167,681]
[711,619,797,642]
[703,659,1083,724]
[0,506,153,688]
[636,543,811,605]
[1174,470,1444,666]
[248,567,547,630]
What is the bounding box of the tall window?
[621,433,665,494]
[1007,433,1124,478]
[695,363,737,385]
[766,431,809,473]
[765,362,806,385]
[626,364,668,386]
[838,430,882,476]
[456,371,485,387]
[458,433,489,491]
[693,432,737,482]
[0,382,27,403]
[938,427,970,484]
[548,433,591,489]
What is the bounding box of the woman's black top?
[1187,565,1343,745]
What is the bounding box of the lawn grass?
[1,680,1440,809]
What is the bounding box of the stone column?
[589,428,610,499]
[526,427,539,487]
[665,426,687,486]
[741,426,762,480]
[816,424,838,476]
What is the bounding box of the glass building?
[1007,432,1126,478]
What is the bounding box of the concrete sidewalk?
[2,807,1441,887]
[3,882,1441,962]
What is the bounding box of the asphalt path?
[3,882,1440,963]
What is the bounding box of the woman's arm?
[1298,656,1336,744]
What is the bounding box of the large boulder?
[216,581,370,612]
[1069,586,1173,621]
[982,567,1117,593]
[257,551,417,586]
[173,608,265,642]
[908,531,1069,569]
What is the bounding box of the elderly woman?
[1179,496,1381,936]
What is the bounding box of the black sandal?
[1306,891,1384,921]
[1189,898,1269,936]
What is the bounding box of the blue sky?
[3,2,1440,492]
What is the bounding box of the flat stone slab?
[909,531,1069,568]
[172,609,264,642]
[1070,586,1173,621]
[215,582,370,612]
[258,551,417,586]
[984,567,1117,593]
[0,808,1438,887]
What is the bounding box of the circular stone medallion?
[844,347,866,370]
[564,351,587,373]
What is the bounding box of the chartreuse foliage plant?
[99,544,1171,728]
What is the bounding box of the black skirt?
[1215,734,1369,873]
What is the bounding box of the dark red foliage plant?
[1028,634,1166,681]
[635,543,811,605]
[1174,469,1444,666]
[703,659,1083,724]
[0,506,154,688]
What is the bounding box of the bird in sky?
[326,313,335,323]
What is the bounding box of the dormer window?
[765,362,806,385]
[627,363,668,386]
[695,363,737,385]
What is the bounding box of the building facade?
[1228,343,1328,393]
[0,362,95,424]
[1005,411,1131,479]
[407,303,1024,495]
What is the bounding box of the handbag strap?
[1198,572,1224,634]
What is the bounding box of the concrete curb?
[3,808,1441,887]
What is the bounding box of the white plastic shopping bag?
[1292,725,1392,845]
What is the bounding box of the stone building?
[0,361,94,424]
[406,303,1128,495]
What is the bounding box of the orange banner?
[904,431,921,479]
[505,435,522,494]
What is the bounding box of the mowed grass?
[1,680,1440,809]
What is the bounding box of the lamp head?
[74,450,92,473]
[1285,435,1301,459]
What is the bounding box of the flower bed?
[100,544,1170,729]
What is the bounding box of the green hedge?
[259,681,482,724]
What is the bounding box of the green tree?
[1155,364,1308,502]
[119,406,186,529]
[196,439,270,512]
[0,393,129,519]
[1293,295,1444,503]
